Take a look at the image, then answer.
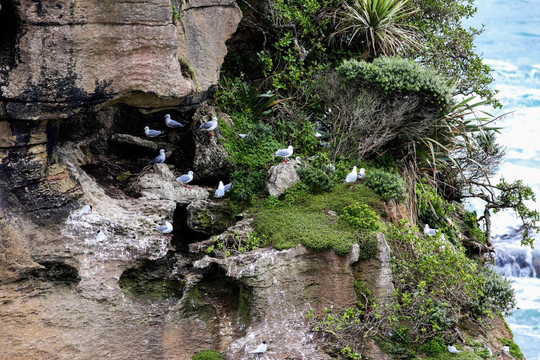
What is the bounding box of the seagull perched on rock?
[424,224,437,236]
[501,345,510,354]
[447,344,460,353]
[148,149,166,165]
[73,204,92,218]
[95,230,107,242]
[200,116,218,136]
[164,114,184,128]
[144,126,164,138]
[251,341,267,358]
[155,221,173,239]
[345,166,358,183]
[274,145,294,163]
[176,171,194,187]
[214,181,225,199]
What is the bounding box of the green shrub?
[469,267,516,317]
[206,231,268,258]
[298,165,338,193]
[340,203,379,231]
[364,168,406,202]
[228,171,266,203]
[463,210,486,244]
[282,182,310,204]
[192,349,222,360]
[337,57,453,108]
[419,336,446,355]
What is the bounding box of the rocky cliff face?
[0,1,520,359]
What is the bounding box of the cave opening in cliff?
[0,0,20,76]
[172,204,208,254]
[118,257,185,302]
[29,261,81,286]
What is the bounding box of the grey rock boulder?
[266,161,300,197]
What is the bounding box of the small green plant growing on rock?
[206,231,268,258]
[192,349,222,360]
[340,203,379,231]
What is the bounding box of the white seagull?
[155,221,173,238]
[200,116,218,135]
[424,224,437,236]
[214,181,225,199]
[345,166,358,183]
[447,345,460,353]
[95,230,107,242]
[224,183,232,192]
[274,145,294,162]
[501,345,510,354]
[358,168,366,179]
[251,341,267,357]
[148,149,166,165]
[144,126,164,138]
[165,114,184,128]
[176,171,194,187]
[73,204,92,217]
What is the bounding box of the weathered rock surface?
[266,161,300,196]
[186,199,234,235]
[138,163,209,204]
[0,0,242,119]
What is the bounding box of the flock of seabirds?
[68,113,474,357]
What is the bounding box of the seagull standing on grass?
[358,168,366,179]
[274,145,294,163]
[95,230,107,242]
[144,126,164,138]
[73,205,92,218]
[155,221,173,239]
[176,171,194,187]
[148,149,166,165]
[165,114,184,128]
[200,116,218,136]
[447,344,460,353]
[251,341,267,358]
[214,181,225,199]
[424,224,437,236]
[345,166,358,183]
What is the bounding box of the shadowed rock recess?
[0,1,518,360]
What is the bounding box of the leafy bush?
[337,57,453,108]
[463,210,486,244]
[419,336,446,355]
[469,267,516,317]
[364,168,406,202]
[340,203,379,231]
[297,163,338,194]
[206,231,268,258]
[192,349,222,360]
[228,171,266,204]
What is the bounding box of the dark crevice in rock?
[29,261,80,285]
[172,204,208,254]
[0,0,21,89]
[118,257,185,301]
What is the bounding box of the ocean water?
[469,0,540,358]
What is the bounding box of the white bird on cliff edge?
[501,345,510,354]
[214,181,225,199]
[274,145,294,163]
[358,167,366,179]
[144,126,164,138]
[447,344,460,354]
[155,221,173,239]
[345,166,358,183]
[95,230,107,242]
[73,204,92,218]
[176,171,194,187]
[251,341,267,357]
[200,116,218,136]
[165,114,184,128]
[148,149,166,165]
